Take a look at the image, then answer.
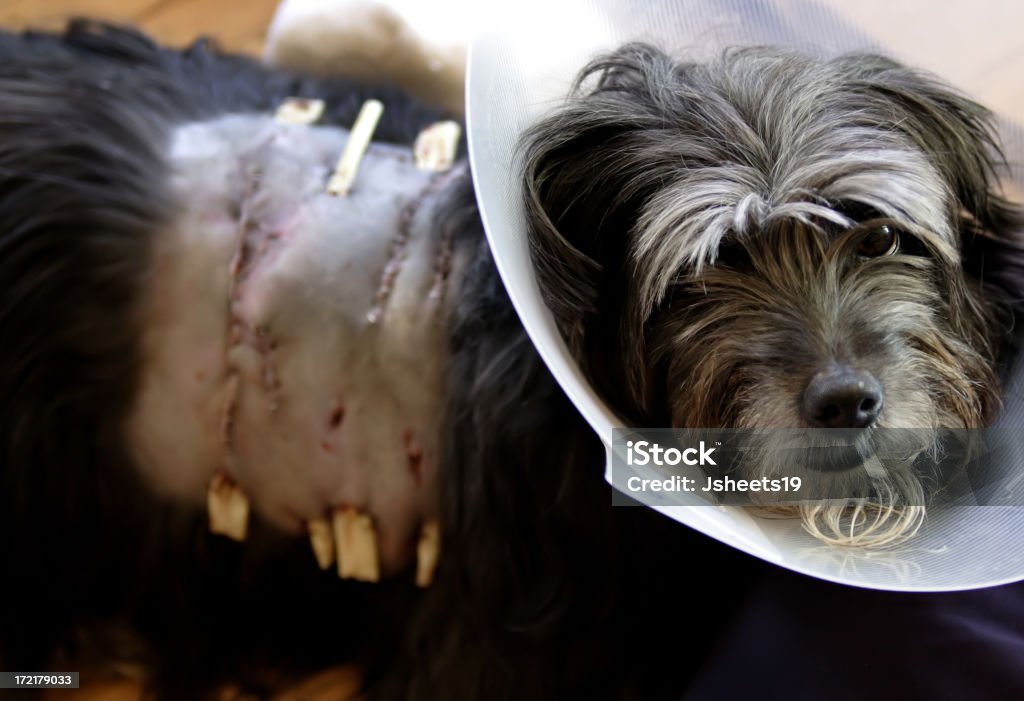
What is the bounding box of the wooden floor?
[0,0,280,55]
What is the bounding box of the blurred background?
[0,0,279,55]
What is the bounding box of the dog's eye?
[856,225,899,258]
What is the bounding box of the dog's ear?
[521,43,685,413]
[836,54,1024,303]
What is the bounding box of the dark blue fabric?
[685,566,1024,700]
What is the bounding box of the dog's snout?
[802,366,883,429]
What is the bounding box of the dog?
[522,43,1024,547]
[3,22,1020,701]
[0,23,753,701]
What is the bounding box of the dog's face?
[523,44,1024,544]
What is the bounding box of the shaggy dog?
[522,43,1024,546]
[0,23,749,701]
[2,22,1021,701]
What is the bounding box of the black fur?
[0,19,451,699]
[0,22,750,701]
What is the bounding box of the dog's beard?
[655,224,1001,548]
[718,428,940,547]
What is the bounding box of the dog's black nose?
[802,366,883,429]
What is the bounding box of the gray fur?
[522,43,1024,545]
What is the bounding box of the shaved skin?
[126,115,467,574]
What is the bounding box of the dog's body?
[0,23,749,700]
